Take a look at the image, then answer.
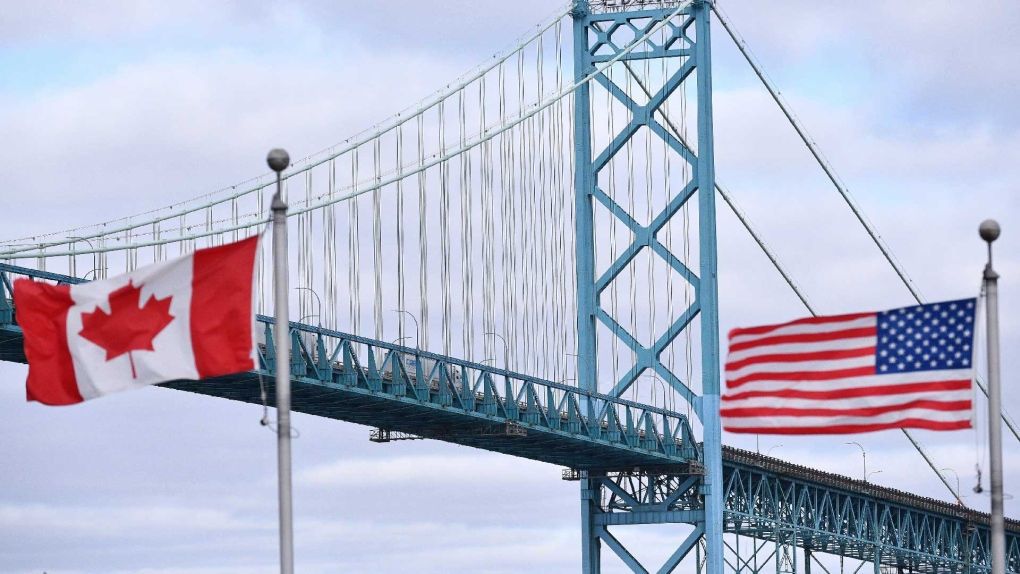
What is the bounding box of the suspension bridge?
[1,1,1017,572]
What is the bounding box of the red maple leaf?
[78,281,175,378]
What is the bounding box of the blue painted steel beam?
[691,3,725,574]
[570,448,1020,574]
[721,447,1020,573]
[572,1,722,572]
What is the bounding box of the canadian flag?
[14,236,260,405]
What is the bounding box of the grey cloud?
[715,1,1020,127]
[0,0,240,44]
[0,49,464,241]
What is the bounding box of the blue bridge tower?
[572,1,722,572]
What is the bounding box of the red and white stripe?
[721,312,973,435]
[15,236,259,406]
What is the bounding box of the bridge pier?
[582,477,602,573]
[574,469,705,573]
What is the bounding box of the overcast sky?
[1,1,1019,573]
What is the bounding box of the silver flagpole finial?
[267,148,290,174]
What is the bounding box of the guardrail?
[259,315,700,461]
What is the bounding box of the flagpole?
[980,218,1004,574]
[267,148,294,574]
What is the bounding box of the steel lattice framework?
[721,448,1020,574]
[572,1,724,571]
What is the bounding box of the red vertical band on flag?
[13,279,83,405]
[190,235,259,378]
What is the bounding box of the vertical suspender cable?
[99,234,107,279]
[607,66,620,388]
[657,51,676,411]
[305,171,314,326]
[418,113,430,351]
[396,125,406,341]
[125,226,133,272]
[206,205,213,248]
[179,213,187,258]
[350,148,361,335]
[537,34,551,377]
[256,190,265,314]
[480,77,495,361]
[569,62,579,374]
[439,100,452,355]
[530,40,538,373]
[625,68,638,402]
[373,137,383,341]
[325,159,337,330]
[553,22,566,382]
[459,88,474,360]
[154,221,162,263]
[644,57,656,404]
[508,60,521,369]
[516,49,530,373]
[231,197,238,245]
[297,172,308,325]
[499,62,516,370]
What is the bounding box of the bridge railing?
[258,316,700,461]
[0,263,700,464]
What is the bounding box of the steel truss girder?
[723,451,1020,574]
[583,472,706,574]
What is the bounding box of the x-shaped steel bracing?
[590,57,701,407]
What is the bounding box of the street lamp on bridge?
[846,441,867,481]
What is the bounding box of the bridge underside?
[0,323,694,471]
[168,373,687,470]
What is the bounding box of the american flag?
[721,298,977,435]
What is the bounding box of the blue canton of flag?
[876,299,977,374]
